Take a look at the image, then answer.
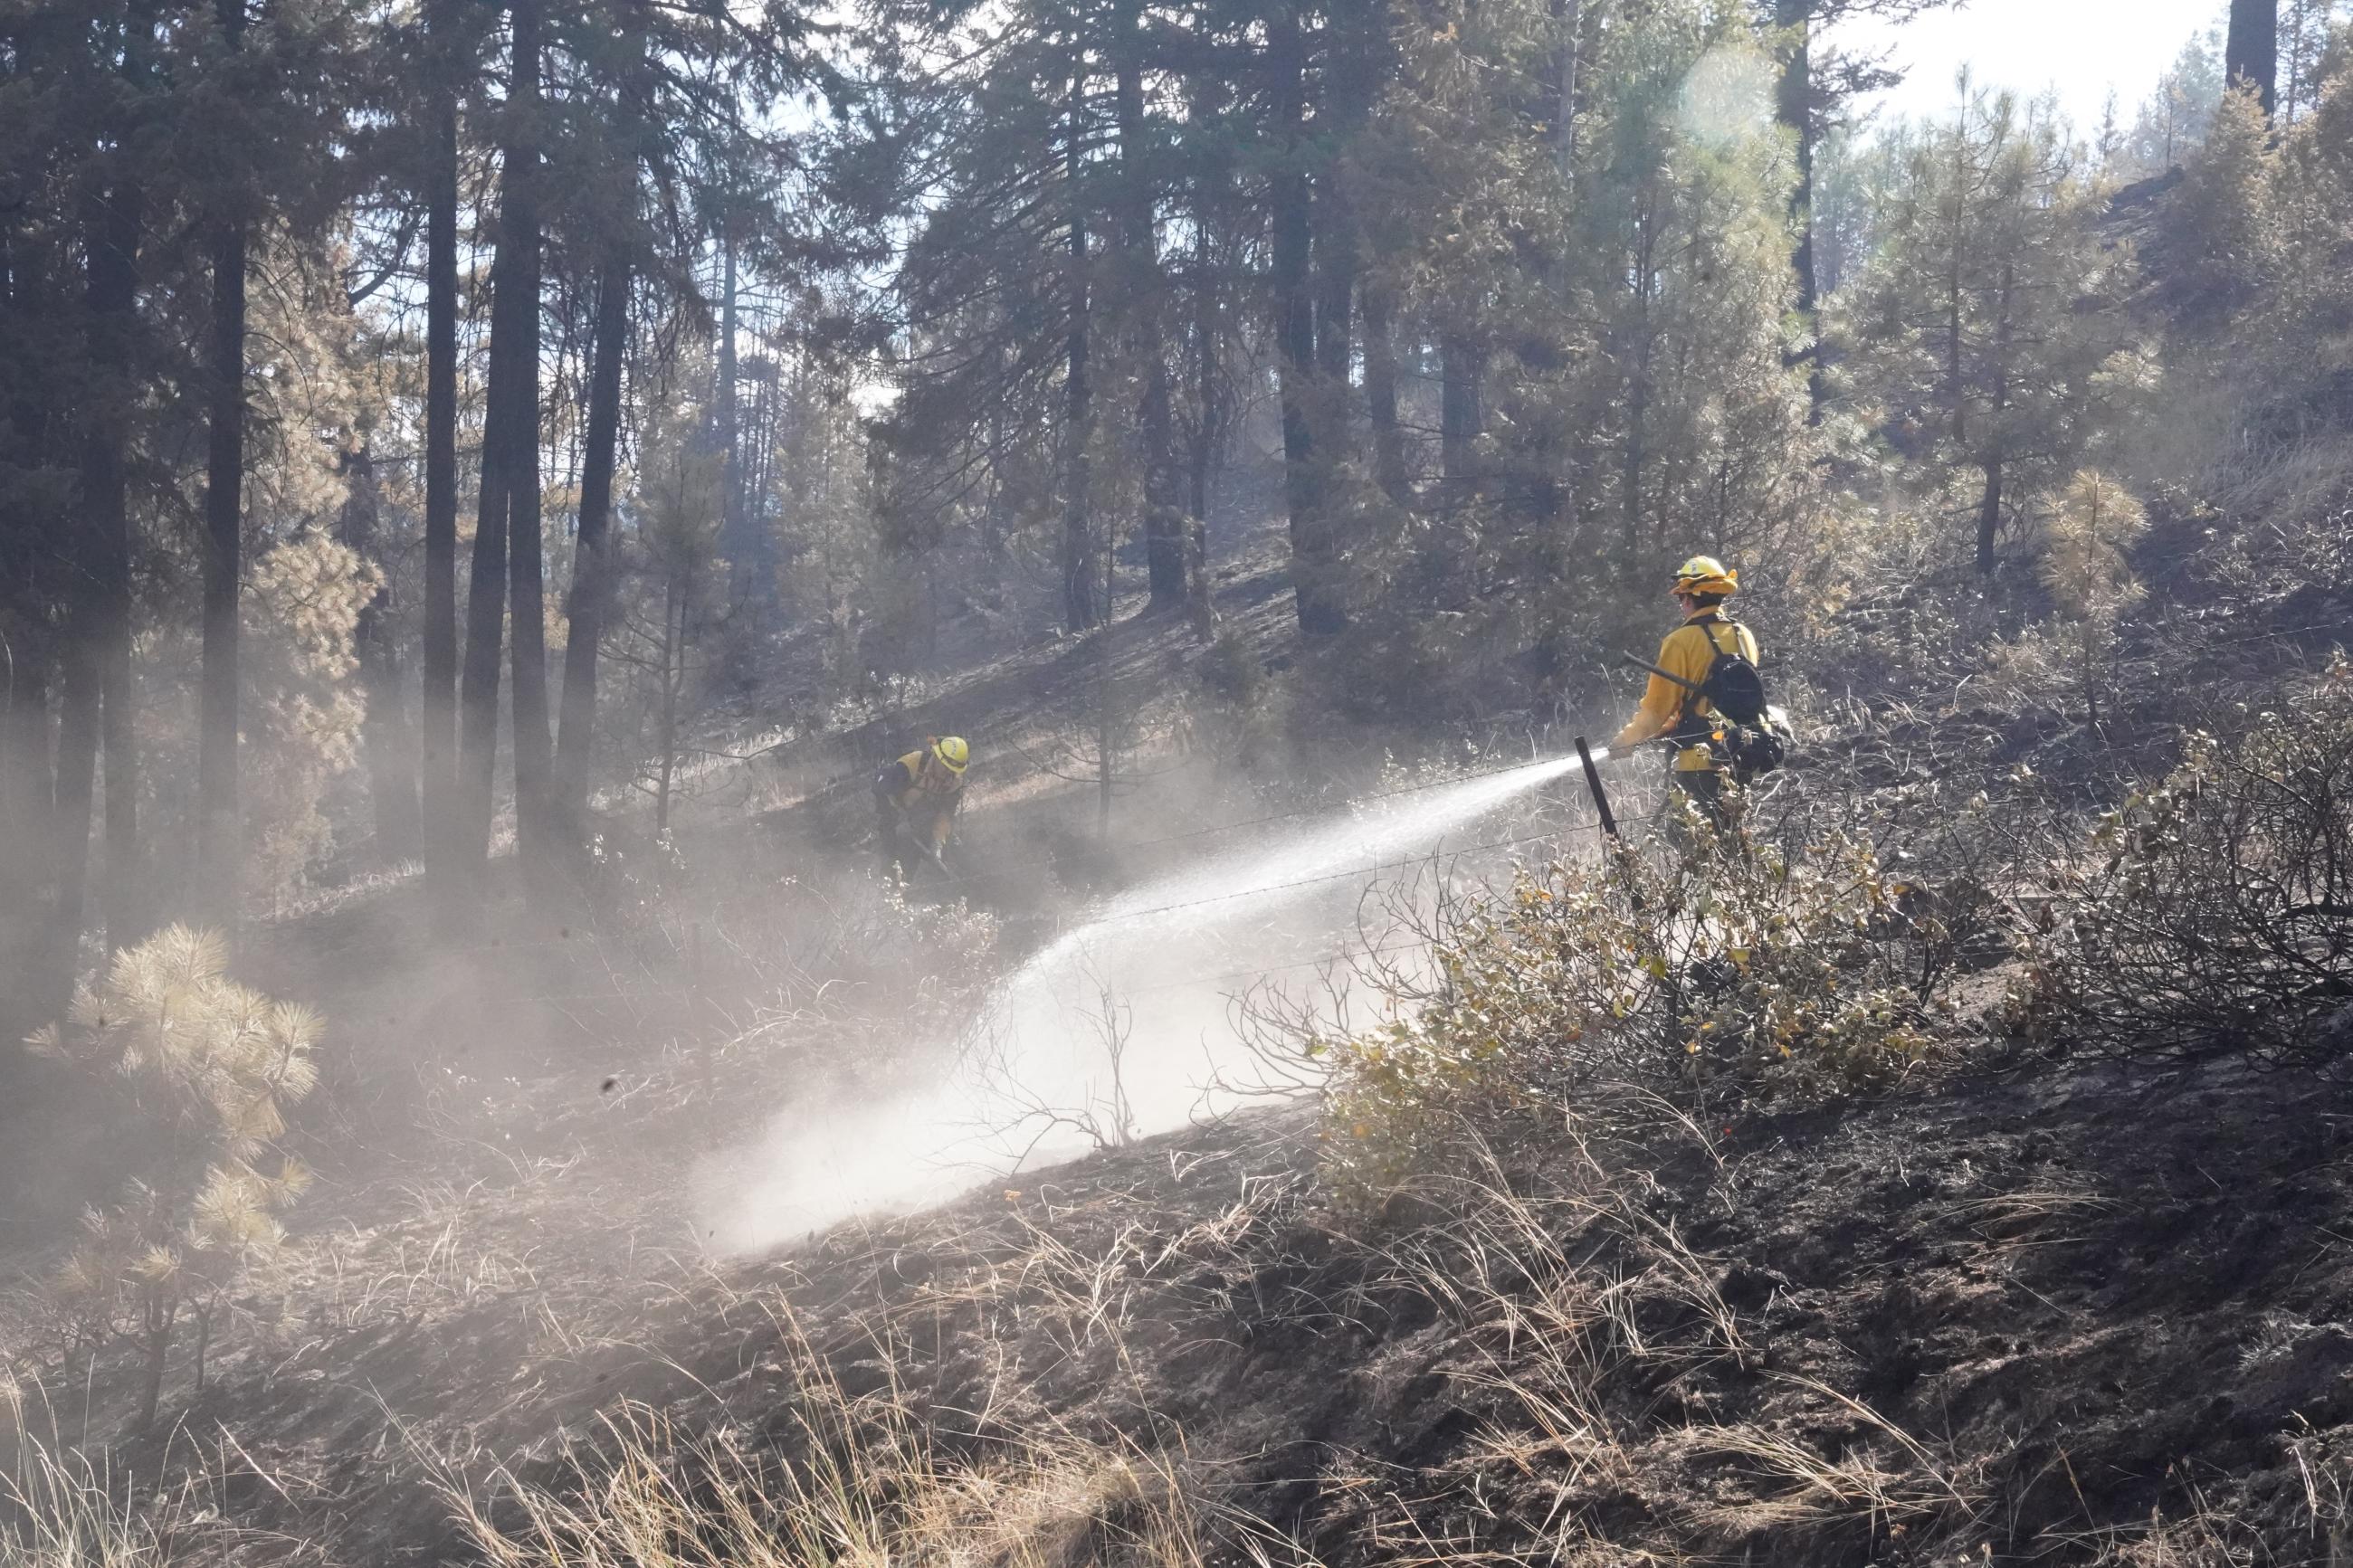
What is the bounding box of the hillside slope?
[15,1031,2353,1566]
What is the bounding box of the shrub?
[1310,800,1961,1205]
[2001,661,2353,1064]
[24,927,319,1432]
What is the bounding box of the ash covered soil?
[61,1039,2353,1565]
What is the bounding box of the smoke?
[695,755,1587,1255]
[1678,43,1777,150]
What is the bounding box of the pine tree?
[1844,86,2122,575]
[27,925,319,1432]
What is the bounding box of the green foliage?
[1988,469,2154,728]
[2000,664,2353,1065]
[2156,83,2282,326]
[2111,23,2226,178]
[1312,803,1959,1206]
[25,927,319,1428]
[1839,84,2127,572]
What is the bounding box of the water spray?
[698,748,1608,1254]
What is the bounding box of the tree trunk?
[1184,141,1230,637]
[1623,190,1657,555]
[1062,68,1100,634]
[457,0,540,875]
[84,178,143,954]
[44,628,100,1019]
[1270,8,1344,636]
[718,234,746,607]
[2226,0,2278,118]
[136,1304,175,1436]
[1551,0,1585,178]
[1441,334,1483,494]
[555,257,629,832]
[1439,333,1483,603]
[1945,125,1968,446]
[1975,459,2005,577]
[197,0,247,928]
[100,599,138,951]
[1975,261,2014,577]
[1115,33,1186,613]
[3,659,53,889]
[1775,0,1824,419]
[655,571,683,832]
[503,0,551,885]
[341,444,421,861]
[38,173,129,1011]
[420,11,461,892]
[1362,280,1406,503]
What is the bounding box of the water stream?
[699,752,1590,1254]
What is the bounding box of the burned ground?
[26,1021,2353,1565]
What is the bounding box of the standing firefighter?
[875,735,969,877]
[1613,556,1777,822]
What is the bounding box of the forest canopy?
[0,0,2345,1033]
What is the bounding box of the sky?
[1828,0,2225,132]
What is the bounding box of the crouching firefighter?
[1612,556,1786,824]
[875,736,970,879]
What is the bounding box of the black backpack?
[1692,618,1786,779]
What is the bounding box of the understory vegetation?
[7,0,2353,1563]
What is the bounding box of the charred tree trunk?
[340,445,421,861]
[196,0,246,927]
[1439,333,1484,602]
[1975,261,2014,577]
[1185,212,1225,636]
[1775,0,1824,419]
[2227,0,2278,118]
[1622,188,1658,556]
[1061,68,1100,633]
[100,598,138,951]
[1270,8,1344,635]
[1362,280,1406,503]
[717,234,745,609]
[420,5,461,892]
[3,660,53,889]
[1440,335,1483,494]
[458,0,543,878]
[503,0,551,886]
[82,177,144,955]
[555,257,629,833]
[1115,32,1186,613]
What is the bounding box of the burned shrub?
[2002,662,2353,1065]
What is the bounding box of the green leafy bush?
[1312,801,1962,1204]
[25,926,319,1431]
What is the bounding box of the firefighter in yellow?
[1612,556,1758,819]
[874,736,969,876]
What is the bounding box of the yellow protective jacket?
[1612,612,1761,773]
[880,749,965,808]
[876,750,965,853]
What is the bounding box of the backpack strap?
[1674,614,1739,734]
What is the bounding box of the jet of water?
[697,753,1589,1254]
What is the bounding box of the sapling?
[26,925,319,1432]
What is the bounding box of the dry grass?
[0,1402,233,1568]
[449,1312,1247,1568]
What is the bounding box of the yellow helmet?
[931,736,970,774]
[1672,555,1739,598]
